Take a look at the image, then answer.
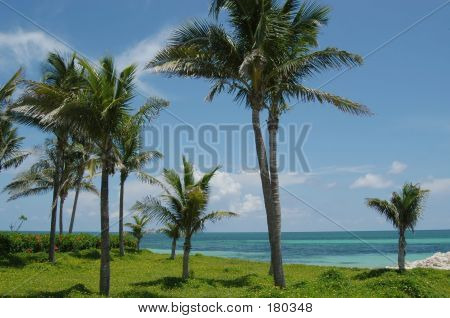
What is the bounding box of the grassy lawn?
[0,250,449,298]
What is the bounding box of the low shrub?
[0,232,137,255]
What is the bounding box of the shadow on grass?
[132,277,186,290]
[118,290,162,298]
[354,268,393,280]
[199,274,257,288]
[69,249,101,260]
[0,253,48,268]
[28,284,93,298]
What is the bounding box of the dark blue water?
[141,230,450,268]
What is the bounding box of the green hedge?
[0,232,137,256]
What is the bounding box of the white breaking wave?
[386,252,450,270]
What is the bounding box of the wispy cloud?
[0,29,66,68]
[116,28,172,97]
[422,178,450,194]
[230,194,263,215]
[350,173,393,189]
[388,161,407,174]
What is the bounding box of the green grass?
[0,250,449,298]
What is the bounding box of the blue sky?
[0,0,449,232]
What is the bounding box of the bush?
[0,232,137,255]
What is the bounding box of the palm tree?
[147,0,368,287]
[125,213,152,252]
[366,183,429,271]
[12,52,83,262]
[35,56,138,296]
[68,137,96,234]
[133,157,237,279]
[3,140,98,215]
[159,223,181,259]
[0,69,29,175]
[116,97,167,256]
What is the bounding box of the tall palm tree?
[0,69,29,175]
[367,183,429,271]
[37,56,137,296]
[125,213,152,252]
[12,52,83,262]
[263,0,371,275]
[133,157,237,279]
[147,0,368,287]
[116,97,167,256]
[159,223,181,259]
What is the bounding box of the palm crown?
[367,183,429,232]
[0,69,29,173]
[133,157,237,238]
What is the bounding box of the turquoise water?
[141,230,450,268]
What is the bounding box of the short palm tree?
[116,97,167,256]
[147,0,368,287]
[366,183,429,271]
[125,213,152,252]
[159,223,181,260]
[0,68,29,175]
[133,157,237,279]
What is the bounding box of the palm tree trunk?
[268,111,286,287]
[69,166,84,234]
[398,228,406,271]
[170,237,177,260]
[49,175,59,263]
[119,174,126,257]
[136,238,141,252]
[58,195,65,236]
[99,162,110,296]
[251,107,278,283]
[49,139,63,263]
[182,236,191,279]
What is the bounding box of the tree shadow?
[354,268,393,280]
[28,284,93,298]
[198,274,257,288]
[292,280,308,289]
[132,277,186,290]
[69,249,101,260]
[118,289,162,298]
[0,253,48,268]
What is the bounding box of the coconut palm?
[159,223,181,259]
[147,0,368,287]
[0,69,29,175]
[34,56,138,296]
[125,213,152,252]
[3,140,98,216]
[68,137,96,234]
[116,97,167,256]
[366,183,429,271]
[133,157,237,279]
[11,52,83,262]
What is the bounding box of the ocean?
[141,230,450,268]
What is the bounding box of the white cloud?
[116,28,171,96]
[0,29,67,67]
[350,173,393,189]
[230,194,263,215]
[422,178,450,194]
[210,171,242,202]
[389,161,407,174]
